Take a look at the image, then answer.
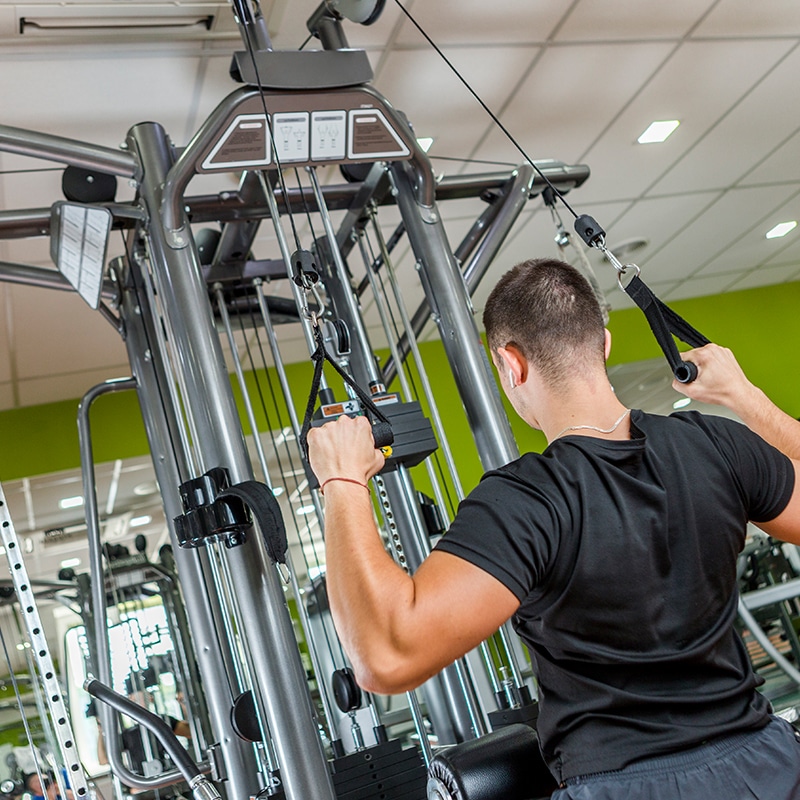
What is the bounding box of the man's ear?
[604,328,612,361]
[497,344,527,386]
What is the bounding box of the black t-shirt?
[434,410,794,781]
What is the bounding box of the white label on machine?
[311,110,347,161]
[273,112,310,163]
[202,113,272,170]
[57,203,111,310]
[348,108,410,160]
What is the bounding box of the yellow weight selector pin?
[380,445,393,457]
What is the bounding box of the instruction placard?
[273,111,310,163]
[311,110,347,161]
[203,114,271,170]
[348,109,410,159]
[55,203,111,309]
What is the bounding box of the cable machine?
[0,2,592,799]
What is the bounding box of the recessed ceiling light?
[59,495,84,509]
[296,504,316,517]
[60,557,81,569]
[272,487,285,497]
[766,221,797,239]
[416,137,434,152]
[637,120,680,144]
[130,515,152,528]
[673,397,691,410]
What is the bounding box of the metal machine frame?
[0,6,591,800]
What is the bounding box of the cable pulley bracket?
[291,248,319,291]
[173,468,289,568]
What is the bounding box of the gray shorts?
[554,716,800,800]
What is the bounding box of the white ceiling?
[1,0,800,410]
[0,0,798,591]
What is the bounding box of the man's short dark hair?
[483,258,606,385]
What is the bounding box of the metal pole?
[128,121,336,800]
[78,378,197,792]
[117,260,262,799]
[382,164,535,388]
[389,160,519,472]
[0,124,137,177]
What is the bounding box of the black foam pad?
[427,724,557,800]
[62,165,117,203]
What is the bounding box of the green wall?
[2,279,799,489]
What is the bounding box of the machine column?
[390,160,519,471]
[127,122,336,800]
[117,256,261,799]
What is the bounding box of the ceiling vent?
[3,1,246,39]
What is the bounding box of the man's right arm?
[676,343,800,459]
[677,343,800,543]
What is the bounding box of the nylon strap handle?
[218,481,288,568]
[623,275,710,383]
[299,324,394,460]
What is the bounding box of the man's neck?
[537,379,630,445]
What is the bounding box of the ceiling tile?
[181,54,253,145]
[472,41,675,168]
[661,273,740,302]
[639,184,800,281]
[372,44,539,160]
[739,128,800,187]
[9,283,128,379]
[601,192,722,269]
[697,187,800,275]
[725,263,800,293]
[578,39,795,204]
[760,229,800,267]
[556,0,717,41]
[0,50,207,149]
[695,0,800,36]
[393,1,567,46]
[650,43,800,195]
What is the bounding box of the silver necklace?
[554,408,631,440]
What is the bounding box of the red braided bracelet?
[320,477,369,495]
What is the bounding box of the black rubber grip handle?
[673,360,699,384]
[372,421,394,449]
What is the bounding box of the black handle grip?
[673,360,698,384]
[372,421,394,449]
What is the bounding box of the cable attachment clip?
[291,249,319,290]
[574,214,606,249]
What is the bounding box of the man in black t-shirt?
[307,258,800,799]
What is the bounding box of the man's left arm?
[307,414,520,695]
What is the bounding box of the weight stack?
[330,739,427,800]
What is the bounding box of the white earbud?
[508,370,516,388]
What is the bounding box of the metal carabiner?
[616,263,641,292]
